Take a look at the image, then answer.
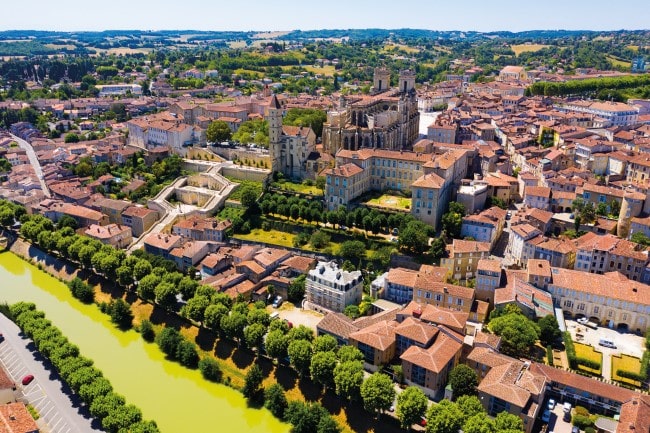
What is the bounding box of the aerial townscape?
[1,3,650,433]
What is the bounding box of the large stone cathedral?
[322,67,420,155]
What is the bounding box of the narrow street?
[10,133,51,198]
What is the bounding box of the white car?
[577,317,588,325]
[548,398,556,410]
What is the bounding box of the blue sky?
[2,0,649,32]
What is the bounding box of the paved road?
[0,314,103,433]
[10,133,51,198]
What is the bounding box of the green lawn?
[271,181,323,196]
[574,342,603,375]
[612,354,642,387]
[235,228,295,248]
[224,177,263,201]
[365,193,411,211]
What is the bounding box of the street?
[9,133,51,198]
[0,314,103,433]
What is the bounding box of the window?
[593,306,599,314]
[434,294,442,302]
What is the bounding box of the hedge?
[564,331,577,369]
[616,369,646,382]
[546,345,554,367]
[576,357,601,371]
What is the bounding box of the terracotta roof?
[449,239,491,255]
[280,255,317,273]
[618,395,650,433]
[412,172,445,189]
[533,363,637,404]
[400,330,462,373]
[394,316,439,345]
[317,313,358,340]
[349,319,398,351]
[323,162,364,178]
[477,259,502,274]
[549,267,650,305]
[0,402,39,433]
[526,186,551,198]
[0,366,14,390]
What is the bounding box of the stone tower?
[373,67,391,92]
[268,94,283,173]
[399,69,416,94]
[618,190,644,239]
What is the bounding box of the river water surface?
[0,252,289,433]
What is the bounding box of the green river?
[0,252,289,433]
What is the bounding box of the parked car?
[541,410,551,423]
[598,339,617,349]
[548,398,556,410]
[272,296,283,308]
[21,374,34,385]
[572,426,580,433]
[0,333,4,343]
[577,317,588,325]
[419,417,427,427]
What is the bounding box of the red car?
[21,374,34,386]
[419,417,427,427]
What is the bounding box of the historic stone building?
[322,68,420,155]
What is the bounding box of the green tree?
[463,412,495,433]
[538,314,562,346]
[396,386,428,429]
[441,210,463,239]
[426,399,464,433]
[310,230,330,249]
[57,214,78,230]
[198,357,222,382]
[176,339,199,368]
[64,132,80,143]
[399,220,430,254]
[242,363,264,402]
[343,304,361,319]
[333,360,364,401]
[456,395,484,420]
[244,323,267,353]
[240,185,260,210]
[206,120,232,143]
[288,339,313,377]
[631,232,650,246]
[220,312,248,343]
[312,335,337,353]
[139,319,155,342]
[488,313,540,357]
[310,350,337,390]
[264,383,288,418]
[339,240,366,262]
[287,274,306,303]
[155,327,182,359]
[154,282,178,311]
[448,364,478,398]
[107,298,133,330]
[204,303,229,333]
[182,295,210,324]
[360,372,396,415]
[283,108,327,137]
[494,411,524,431]
[265,329,289,361]
[429,237,447,262]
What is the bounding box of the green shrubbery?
[9,302,159,433]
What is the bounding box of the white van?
[269,312,280,320]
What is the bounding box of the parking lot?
[565,318,645,380]
[542,399,574,433]
[268,302,324,330]
[0,343,74,433]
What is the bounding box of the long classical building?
[323,147,468,229]
[322,68,420,155]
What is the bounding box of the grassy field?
[510,44,551,56]
[611,354,642,387]
[382,43,421,54]
[233,68,264,78]
[44,43,76,50]
[271,181,323,196]
[365,193,411,211]
[607,55,631,68]
[627,45,640,52]
[235,228,295,248]
[302,65,336,76]
[574,342,603,375]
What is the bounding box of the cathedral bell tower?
[268,94,283,173]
